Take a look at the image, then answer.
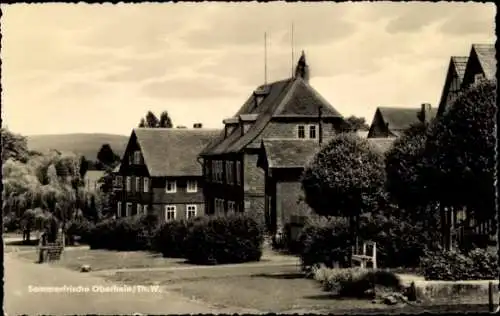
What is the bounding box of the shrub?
[184,213,264,265]
[298,217,351,272]
[153,219,190,258]
[420,248,498,281]
[313,265,402,298]
[66,218,94,245]
[88,214,159,251]
[3,214,20,232]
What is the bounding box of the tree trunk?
[348,215,355,268]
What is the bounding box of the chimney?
[193,123,202,128]
[419,103,432,123]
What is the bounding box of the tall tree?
[159,111,173,128]
[145,111,159,128]
[301,133,386,266]
[421,80,496,249]
[1,128,29,163]
[96,144,120,168]
[344,116,370,132]
[138,118,146,128]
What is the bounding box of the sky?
[1,2,496,136]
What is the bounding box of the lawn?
[105,266,394,313]
[15,248,186,271]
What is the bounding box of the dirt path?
[4,252,261,315]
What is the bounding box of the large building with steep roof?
[199,53,346,224]
[115,126,220,222]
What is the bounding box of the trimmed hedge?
[88,214,160,251]
[420,248,498,281]
[153,219,191,258]
[184,213,264,265]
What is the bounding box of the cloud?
[384,3,493,34]
[52,82,105,99]
[141,75,245,100]
[180,3,358,50]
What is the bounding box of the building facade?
[114,127,220,223]
[199,53,346,227]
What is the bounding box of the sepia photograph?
[1,1,497,315]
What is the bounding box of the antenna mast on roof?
[291,22,295,78]
[264,32,268,84]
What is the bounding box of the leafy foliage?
[184,213,264,265]
[153,219,191,258]
[88,214,159,251]
[313,265,402,298]
[301,133,386,218]
[342,116,370,132]
[422,80,496,220]
[96,144,120,168]
[420,248,498,281]
[385,123,429,209]
[298,217,351,272]
[159,111,173,128]
[1,128,29,163]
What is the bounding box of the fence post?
[488,281,494,312]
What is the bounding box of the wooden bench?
[351,241,377,269]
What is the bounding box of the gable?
[462,44,496,89]
[437,57,468,116]
[201,77,343,156]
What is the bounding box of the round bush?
[184,213,264,265]
[153,219,190,258]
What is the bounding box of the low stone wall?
[412,279,499,304]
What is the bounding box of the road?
[4,252,260,315]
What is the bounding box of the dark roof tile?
[472,44,496,80]
[377,107,437,132]
[261,139,320,169]
[201,77,342,156]
[134,128,220,177]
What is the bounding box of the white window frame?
[164,205,177,222]
[134,151,141,164]
[236,161,241,185]
[297,125,306,139]
[117,202,122,217]
[187,180,198,193]
[115,175,123,188]
[309,125,317,139]
[136,203,142,215]
[143,177,149,193]
[143,204,148,215]
[126,176,132,192]
[126,202,132,217]
[135,176,141,192]
[166,180,177,193]
[227,201,235,213]
[186,204,197,219]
